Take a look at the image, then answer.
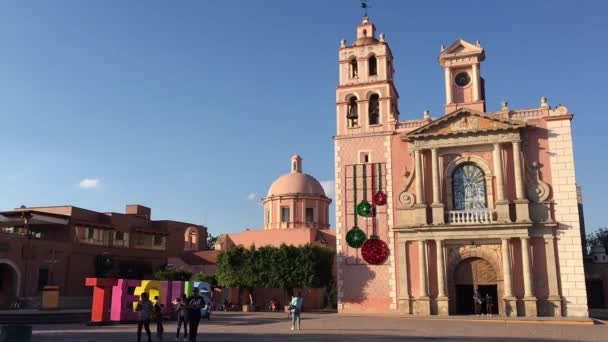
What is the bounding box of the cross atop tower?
[361,0,371,17]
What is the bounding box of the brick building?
[0,204,206,308]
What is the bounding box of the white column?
[268,200,273,229]
[418,240,428,297]
[544,236,560,298]
[414,150,425,205]
[512,141,525,200]
[398,241,410,298]
[493,143,505,201]
[444,68,452,104]
[521,237,534,298]
[471,63,480,102]
[436,239,446,297]
[431,149,441,205]
[501,238,513,297]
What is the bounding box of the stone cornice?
[543,114,573,122]
[333,131,395,141]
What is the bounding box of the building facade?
[0,204,206,308]
[335,17,587,317]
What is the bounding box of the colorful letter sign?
[85,278,210,323]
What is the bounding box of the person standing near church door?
[485,293,494,317]
[473,291,482,316]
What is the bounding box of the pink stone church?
[334,17,587,317]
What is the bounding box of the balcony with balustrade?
[446,209,493,225]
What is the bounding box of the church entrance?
[0,262,19,309]
[453,257,499,315]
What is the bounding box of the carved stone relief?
[526,161,551,203]
[398,167,416,208]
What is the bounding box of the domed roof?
[266,155,326,197]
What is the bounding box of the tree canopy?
[215,244,334,295]
[153,265,193,281]
[587,227,608,252]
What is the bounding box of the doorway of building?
[453,257,499,315]
[0,262,19,309]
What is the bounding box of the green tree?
[207,233,218,250]
[154,265,192,281]
[588,227,608,252]
[215,244,335,303]
[193,272,218,289]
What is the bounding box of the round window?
[454,72,471,87]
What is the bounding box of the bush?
[154,265,192,281]
[193,272,218,289]
[216,244,335,300]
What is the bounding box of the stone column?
[493,143,510,222]
[471,64,480,102]
[398,241,412,314]
[501,238,516,316]
[544,236,562,316]
[414,150,427,225]
[444,68,452,104]
[417,240,431,315]
[512,141,530,222]
[431,149,445,224]
[521,237,537,316]
[435,239,448,315]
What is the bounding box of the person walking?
[153,295,164,341]
[289,292,304,331]
[136,292,153,342]
[173,294,188,342]
[186,287,205,342]
[473,291,482,316]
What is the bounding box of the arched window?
[368,94,380,125]
[452,163,487,210]
[347,96,358,127]
[368,55,377,76]
[349,58,358,78]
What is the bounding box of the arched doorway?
[453,257,499,315]
[0,261,20,309]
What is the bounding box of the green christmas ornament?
[357,164,372,217]
[356,200,373,217]
[346,227,367,248]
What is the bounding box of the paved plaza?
[32,312,607,342]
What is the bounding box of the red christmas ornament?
[361,236,388,264]
[373,191,387,206]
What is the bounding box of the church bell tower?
[336,16,399,136]
[439,39,486,114]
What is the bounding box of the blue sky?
[0,1,606,237]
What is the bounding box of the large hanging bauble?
[373,191,387,206]
[346,227,367,248]
[356,200,373,217]
[361,236,388,264]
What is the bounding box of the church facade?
[334,17,587,317]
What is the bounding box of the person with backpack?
[135,292,153,342]
[289,292,304,331]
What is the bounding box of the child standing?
[174,294,188,342]
[136,292,153,342]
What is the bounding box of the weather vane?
[361,0,371,17]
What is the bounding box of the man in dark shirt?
[186,287,204,342]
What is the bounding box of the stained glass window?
[453,163,487,210]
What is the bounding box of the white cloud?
[79,178,100,189]
[321,180,335,199]
[247,192,257,200]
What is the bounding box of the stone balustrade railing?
[509,108,546,120]
[447,209,492,224]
